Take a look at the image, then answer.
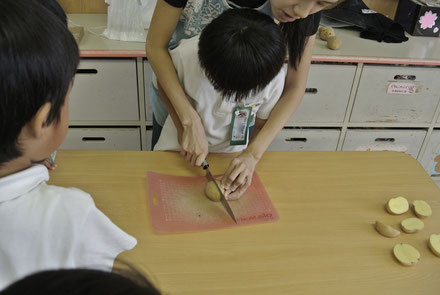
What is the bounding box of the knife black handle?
[202,160,209,170]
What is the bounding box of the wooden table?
[49,151,440,295]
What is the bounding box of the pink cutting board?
[147,172,279,232]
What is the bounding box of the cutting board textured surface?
[147,172,279,232]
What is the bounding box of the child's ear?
[27,102,52,138]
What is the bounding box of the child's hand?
[40,158,57,170]
[180,118,209,167]
[221,151,259,200]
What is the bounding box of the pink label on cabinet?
[387,82,417,95]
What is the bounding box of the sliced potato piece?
[386,196,409,215]
[400,217,424,233]
[429,234,440,257]
[413,200,432,218]
[393,243,420,266]
[375,220,400,238]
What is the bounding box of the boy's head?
[198,8,286,102]
[0,0,79,166]
[0,268,161,295]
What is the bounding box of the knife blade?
[202,160,237,224]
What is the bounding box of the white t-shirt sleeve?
[155,41,193,151]
[153,115,180,151]
[256,66,287,120]
[73,205,137,270]
[154,43,183,151]
[169,46,185,84]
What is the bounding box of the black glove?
[323,0,408,43]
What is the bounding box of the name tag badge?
[230,106,252,146]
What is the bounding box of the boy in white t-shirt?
[0,0,136,289]
[155,8,287,198]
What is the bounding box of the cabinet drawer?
[419,130,440,176]
[143,60,153,123]
[350,65,440,123]
[268,129,340,151]
[287,64,355,125]
[342,129,426,159]
[69,59,139,121]
[60,128,141,150]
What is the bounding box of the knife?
[202,160,237,224]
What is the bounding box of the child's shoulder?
[36,179,96,217]
[40,183,94,207]
[0,164,95,213]
[0,165,97,239]
[170,35,200,56]
[251,64,288,101]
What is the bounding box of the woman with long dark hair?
[146,0,339,200]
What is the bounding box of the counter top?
[49,150,440,295]
[69,13,440,64]
[68,14,146,57]
[313,27,440,65]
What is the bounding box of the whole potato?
[204,180,225,202]
[327,36,342,50]
[319,27,335,41]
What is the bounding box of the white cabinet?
[66,57,440,167]
[143,60,153,123]
[342,129,426,159]
[268,129,340,151]
[61,128,141,150]
[287,64,355,125]
[69,59,139,121]
[350,65,440,123]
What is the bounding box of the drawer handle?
[285,138,307,142]
[305,88,318,94]
[76,69,98,74]
[82,137,106,142]
[375,138,395,142]
[394,74,416,80]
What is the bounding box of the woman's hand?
[221,151,259,200]
[180,116,209,167]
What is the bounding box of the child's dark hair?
[198,8,286,102]
[0,0,79,165]
[37,0,69,26]
[0,268,161,295]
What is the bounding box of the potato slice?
[429,234,440,257]
[375,220,400,238]
[393,243,420,266]
[386,196,409,215]
[413,200,432,218]
[400,217,424,233]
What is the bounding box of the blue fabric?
[151,114,163,150]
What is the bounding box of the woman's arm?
[157,81,184,143]
[221,35,317,198]
[146,0,208,166]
